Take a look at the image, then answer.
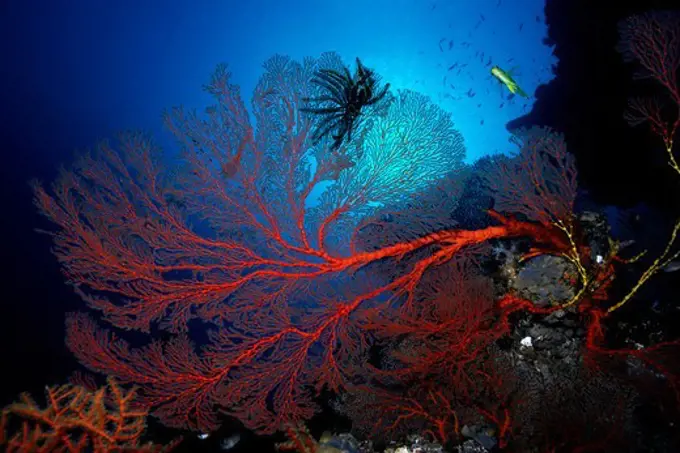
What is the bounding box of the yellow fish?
[490,65,529,98]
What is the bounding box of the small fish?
[220,433,241,450]
[618,239,636,251]
[535,15,541,22]
[661,260,680,273]
[448,63,458,71]
[499,102,504,108]
[466,89,476,98]
[480,119,485,125]
[448,39,453,50]
[480,14,486,21]
[438,38,446,52]
[519,22,524,31]
[491,65,529,98]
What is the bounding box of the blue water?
[1,0,555,164]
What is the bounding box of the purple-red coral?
[480,126,578,227]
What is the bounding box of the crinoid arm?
[311,112,345,145]
[299,105,344,115]
[365,82,391,106]
[309,68,351,104]
[300,56,391,150]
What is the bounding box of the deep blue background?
[0,0,553,401]
[1,0,554,168]
[2,0,680,451]
[0,1,553,449]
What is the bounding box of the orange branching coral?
[0,377,178,453]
